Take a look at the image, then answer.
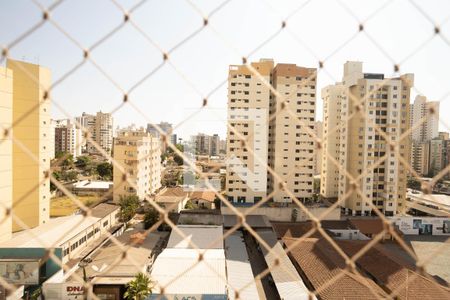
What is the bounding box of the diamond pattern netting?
[0,0,449,299]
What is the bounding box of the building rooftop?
[72,180,113,190]
[336,240,450,299]
[166,225,223,249]
[1,215,99,248]
[257,230,311,300]
[283,237,388,300]
[150,248,227,297]
[223,215,272,228]
[190,190,216,202]
[348,218,387,235]
[155,187,188,203]
[224,232,259,300]
[69,228,160,285]
[1,203,119,249]
[150,225,227,298]
[90,203,120,218]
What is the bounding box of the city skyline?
[1,0,450,140]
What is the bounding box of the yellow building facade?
[7,59,51,231]
[0,67,13,242]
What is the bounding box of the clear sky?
[1,0,450,140]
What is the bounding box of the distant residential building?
[219,138,227,154]
[429,138,446,177]
[0,66,13,242]
[210,134,220,156]
[76,111,113,155]
[192,133,212,156]
[146,121,176,152]
[113,129,161,203]
[411,141,430,176]
[7,59,52,232]
[226,59,316,204]
[315,121,323,175]
[410,95,439,142]
[54,119,83,158]
[321,61,413,216]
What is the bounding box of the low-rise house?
[190,190,216,209]
[154,187,189,213]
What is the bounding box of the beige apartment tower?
[226,59,316,204]
[113,129,161,203]
[269,64,316,202]
[321,62,413,216]
[76,111,113,155]
[0,67,13,242]
[7,59,51,231]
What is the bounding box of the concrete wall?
[390,216,450,236]
[221,206,340,222]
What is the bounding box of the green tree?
[62,170,78,182]
[61,154,74,170]
[214,198,221,210]
[407,178,421,190]
[173,144,184,166]
[184,200,194,209]
[97,162,113,180]
[119,195,140,223]
[50,171,61,191]
[75,155,90,168]
[144,207,160,229]
[124,272,153,300]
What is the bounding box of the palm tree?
[124,272,153,300]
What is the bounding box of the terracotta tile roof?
[159,187,188,197]
[284,237,387,300]
[348,218,386,235]
[190,191,216,202]
[155,187,188,203]
[336,240,450,299]
[271,221,340,240]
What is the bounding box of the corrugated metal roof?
[166,225,224,249]
[225,232,260,300]
[257,230,312,300]
[151,248,227,296]
[0,215,100,248]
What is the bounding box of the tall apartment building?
[321,84,346,199]
[54,119,83,158]
[411,142,430,176]
[226,59,317,204]
[410,95,439,142]
[314,120,323,175]
[210,134,220,156]
[76,111,113,155]
[192,133,212,156]
[321,61,413,216]
[409,95,440,176]
[269,64,316,203]
[113,129,161,203]
[7,59,52,230]
[0,66,13,242]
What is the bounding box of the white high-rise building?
[226,59,317,204]
[54,119,83,158]
[410,95,439,142]
[321,61,413,216]
[76,111,113,155]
